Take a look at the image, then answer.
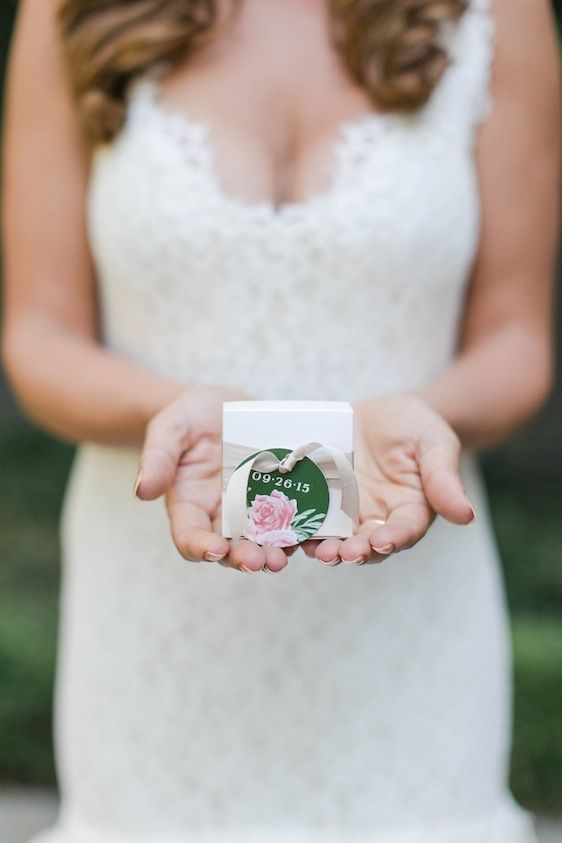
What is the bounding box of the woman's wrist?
[134,380,255,449]
[139,378,187,424]
[411,380,476,450]
[411,382,448,414]
[358,386,468,447]
[125,376,188,447]
[411,381,453,420]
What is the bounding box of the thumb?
[135,402,193,500]
[417,420,476,525]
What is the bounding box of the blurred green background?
[1,0,561,817]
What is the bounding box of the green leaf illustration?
[293,512,327,540]
[301,513,326,529]
[290,508,317,527]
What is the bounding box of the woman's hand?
[303,393,476,566]
[134,386,294,574]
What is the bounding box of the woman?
[2,0,560,839]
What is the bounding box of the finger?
[169,499,229,562]
[366,501,434,555]
[262,545,289,573]
[136,404,193,501]
[361,551,388,565]
[338,520,391,565]
[210,507,289,573]
[301,538,322,558]
[417,425,475,525]
[313,537,343,566]
[339,522,380,564]
[352,517,386,565]
[210,494,285,572]
[228,538,267,572]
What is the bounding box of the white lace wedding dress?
[33,0,540,840]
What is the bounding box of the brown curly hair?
[56,0,468,144]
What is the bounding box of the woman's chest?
[87,89,480,299]
[154,0,383,209]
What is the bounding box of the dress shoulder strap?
[425,0,496,142]
[457,0,496,129]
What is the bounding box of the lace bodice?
[86,0,495,402]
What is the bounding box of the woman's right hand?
[134,386,293,574]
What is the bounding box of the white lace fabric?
[33,1,540,840]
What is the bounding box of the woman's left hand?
[302,393,476,566]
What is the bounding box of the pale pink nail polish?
[319,556,341,566]
[342,555,366,565]
[204,551,226,562]
[372,543,394,555]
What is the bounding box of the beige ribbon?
[223,440,359,541]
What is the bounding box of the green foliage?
[487,478,562,616]
[0,597,58,784]
[0,429,73,786]
[510,617,562,815]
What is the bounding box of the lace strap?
[427,0,496,141]
[124,60,170,112]
[463,0,496,129]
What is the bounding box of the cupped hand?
[133,386,296,573]
[302,393,476,566]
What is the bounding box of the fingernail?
[204,551,226,562]
[468,503,477,522]
[133,470,143,498]
[371,543,394,555]
[342,555,366,565]
[319,556,341,566]
[239,563,257,573]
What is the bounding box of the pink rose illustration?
[247,489,297,532]
[242,490,299,546]
[243,526,299,548]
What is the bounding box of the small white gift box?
[222,400,358,546]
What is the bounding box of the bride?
[2,0,560,840]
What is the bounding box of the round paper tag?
[236,447,330,547]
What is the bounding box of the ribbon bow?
[223,440,359,541]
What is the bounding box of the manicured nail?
[468,503,477,522]
[371,543,394,555]
[319,556,341,566]
[239,563,257,573]
[204,551,226,562]
[133,470,143,498]
[341,555,366,565]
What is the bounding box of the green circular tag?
[236,447,330,547]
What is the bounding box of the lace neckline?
[131,62,409,222]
